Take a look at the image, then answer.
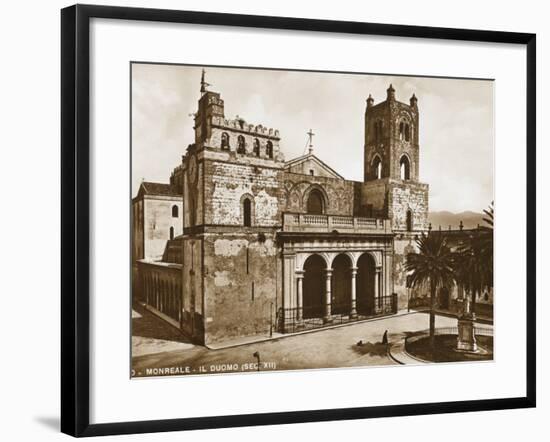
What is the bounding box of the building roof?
[137,182,182,198]
[284,153,345,180]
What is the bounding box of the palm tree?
[479,202,494,285]
[405,231,456,350]
[456,202,494,315]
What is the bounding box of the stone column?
[324,269,333,323]
[350,267,358,318]
[296,270,304,321]
[374,267,381,310]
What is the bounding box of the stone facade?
[362,179,429,231]
[132,183,183,262]
[282,171,355,216]
[202,232,279,345]
[203,158,283,227]
[132,80,439,348]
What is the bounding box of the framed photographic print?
[61,4,536,437]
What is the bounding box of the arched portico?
[356,253,378,315]
[302,254,327,319]
[331,254,352,315]
[283,242,394,333]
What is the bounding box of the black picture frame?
[61,4,536,437]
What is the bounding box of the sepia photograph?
[130,63,494,378]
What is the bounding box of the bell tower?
[364,84,420,183]
[194,69,225,145]
[362,85,428,232]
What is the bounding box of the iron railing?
[414,326,494,337]
[277,293,398,334]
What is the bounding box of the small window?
[406,210,413,232]
[237,135,246,154]
[372,156,382,179]
[405,124,410,142]
[221,132,230,150]
[400,155,411,180]
[169,226,174,240]
[253,138,260,157]
[171,205,179,218]
[266,141,273,159]
[309,169,314,176]
[243,198,252,227]
[399,122,404,140]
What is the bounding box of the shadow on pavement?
[132,302,191,344]
[351,341,388,357]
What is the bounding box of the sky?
[132,64,494,213]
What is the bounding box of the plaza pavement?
[131,303,491,377]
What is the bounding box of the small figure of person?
[382,330,388,345]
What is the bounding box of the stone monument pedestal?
[456,312,477,352]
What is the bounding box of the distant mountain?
[428,211,486,231]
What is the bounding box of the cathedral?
[133,73,434,347]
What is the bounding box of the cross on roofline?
[307,129,315,154]
[200,68,211,94]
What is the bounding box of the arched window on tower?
[406,209,413,232]
[405,124,410,142]
[221,132,230,150]
[372,156,382,180]
[169,226,174,240]
[306,189,324,215]
[399,122,405,140]
[400,155,411,180]
[171,205,179,218]
[237,135,246,154]
[266,141,273,159]
[243,198,252,227]
[253,138,260,157]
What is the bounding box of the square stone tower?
[361,85,429,232]
[180,72,285,346]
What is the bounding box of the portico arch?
[331,253,353,314]
[356,253,377,315]
[302,254,327,318]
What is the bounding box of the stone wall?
[203,159,283,227]
[388,180,429,231]
[183,158,204,228]
[282,172,355,216]
[181,237,204,342]
[361,180,387,215]
[202,232,279,346]
[207,123,284,162]
[392,234,421,310]
[162,237,183,264]
[360,178,428,231]
[132,199,144,262]
[142,197,183,260]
